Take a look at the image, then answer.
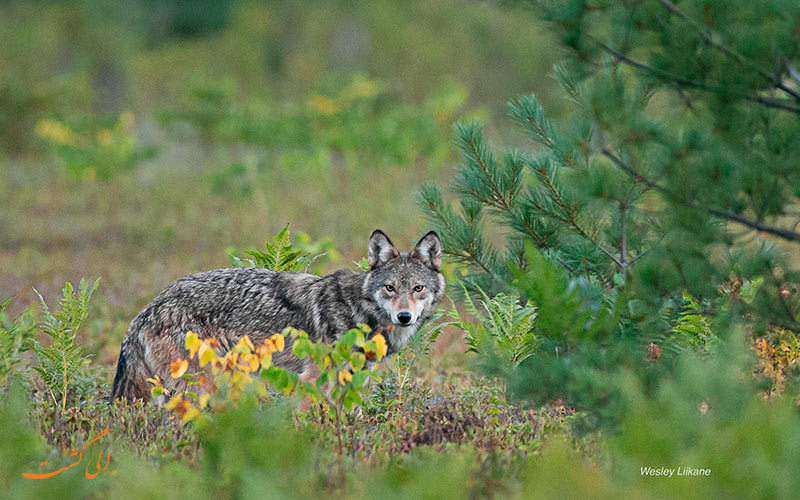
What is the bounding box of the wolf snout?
[396,312,413,324]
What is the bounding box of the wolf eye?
[384,284,395,292]
[413,285,424,293]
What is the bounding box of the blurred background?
[0,0,559,362]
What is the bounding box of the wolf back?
[111,230,444,401]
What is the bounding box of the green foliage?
[610,332,800,500]
[230,224,307,272]
[354,257,370,272]
[34,113,155,180]
[513,244,616,342]
[419,0,800,431]
[0,298,37,384]
[32,278,99,412]
[529,0,800,323]
[662,292,720,355]
[159,74,463,171]
[157,79,238,145]
[449,284,539,367]
[229,225,346,275]
[286,326,386,418]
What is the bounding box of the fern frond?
[32,279,98,411]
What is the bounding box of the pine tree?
[417,0,800,421]
[419,0,800,332]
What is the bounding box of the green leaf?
[351,370,369,387]
[350,352,366,371]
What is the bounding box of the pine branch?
[509,94,556,148]
[656,0,800,103]
[417,183,508,287]
[443,249,500,282]
[594,39,800,115]
[458,124,510,208]
[601,148,800,243]
[513,211,577,275]
[533,164,625,268]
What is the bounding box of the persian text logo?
[22,428,111,479]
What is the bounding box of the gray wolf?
[111,230,444,401]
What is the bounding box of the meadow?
[3,1,800,498]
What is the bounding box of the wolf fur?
[111,230,445,401]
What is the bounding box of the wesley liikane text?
[641,467,711,478]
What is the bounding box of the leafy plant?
[287,326,388,453]
[230,224,307,272]
[450,284,539,367]
[32,278,99,412]
[662,292,719,355]
[752,327,800,398]
[0,298,37,385]
[157,79,238,145]
[35,113,153,180]
[229,225,345,275]
[157,325,388,455]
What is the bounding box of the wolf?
[111,230,445,401]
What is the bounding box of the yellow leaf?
[237,352,259,373]
[186,331,201,358]
[373,334,388,359]
[182,406,200,423]
[170,359,188,378]
[165,394,183,410]
[338,369,353,385]
[260,350,273,370]
[199,393,210,409]
[231,370,252,388]
[271,333,285,352]
[198,343,217,367]
[34,119,76,146]
[240,335,255,352]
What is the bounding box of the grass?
[0,1,574,487]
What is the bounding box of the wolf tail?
[110,341,149,402]
[110,345,128,401]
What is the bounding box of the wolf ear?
[368,230,400,269]
[412,231,442,271]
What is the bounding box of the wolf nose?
[397,312,412,324]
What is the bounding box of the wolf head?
[365,230,445,328]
